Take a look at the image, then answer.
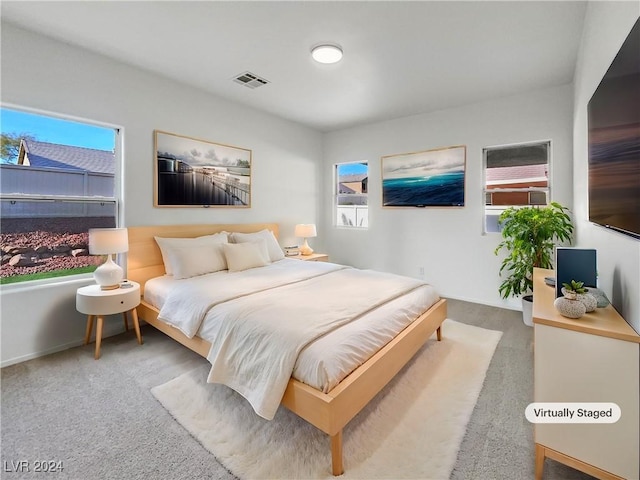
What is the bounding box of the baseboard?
[0,325,126,368]
[443,293,522,312]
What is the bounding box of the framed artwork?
[154,130,251,207]
[381,145,466,207]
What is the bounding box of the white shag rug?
[151,319,502,479]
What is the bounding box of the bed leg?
[330,431,344,476]
[436,326,442,341]
[535,443,545,480]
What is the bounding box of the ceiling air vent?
[233,71,270,89]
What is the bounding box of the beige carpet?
[151,319,502,479]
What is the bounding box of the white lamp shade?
[295,224,317,238]
[89,228,129,255]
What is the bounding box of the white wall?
[572,3,640,333]
[0,23,323,366]
[323,85,574,310]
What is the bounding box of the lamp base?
[94,254,124,290]
[300,239,314,256]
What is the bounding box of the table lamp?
[294,224,317,256]
[89,228,129,290]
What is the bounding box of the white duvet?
[157,259,345,338]
[153,259,432,420]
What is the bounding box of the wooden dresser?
[532,268,639,480]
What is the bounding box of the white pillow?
[155,232,228,275]
[223,241,270,272]
[229,229,284,262]
[164,243,227,279]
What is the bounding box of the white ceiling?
[1,1,587,132]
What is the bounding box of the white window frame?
[482,140,551,234]
[0,103,123,286]
[334,161,368,229]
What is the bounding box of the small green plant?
[562,279,586,294]
[495,202,574,299]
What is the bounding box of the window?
[0,107,119,284]
[483,141,550,233]
[335,162,368,228]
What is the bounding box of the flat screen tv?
[587,18,640,240]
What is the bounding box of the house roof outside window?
[18,139,114,174]
[338,173,368,194]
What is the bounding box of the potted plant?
[494,202,574,326]
[554,279,587,319]
[560,279,586,300]
[561,279,598,313]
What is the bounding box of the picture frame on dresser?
[154,130,251,208]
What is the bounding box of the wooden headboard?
[127,223,279,291]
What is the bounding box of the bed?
[127,223,447,475]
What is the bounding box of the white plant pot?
[522,294,534,327]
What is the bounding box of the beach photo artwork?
[154,130,251,207]
[382,145,466,207]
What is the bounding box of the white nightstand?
[76,281,143,359]
[290,253,329,262]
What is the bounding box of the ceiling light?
[311,44,343,64]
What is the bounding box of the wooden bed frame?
[127,223,447,475]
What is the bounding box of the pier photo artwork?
[154,130,251,207]
[382,145,466,207]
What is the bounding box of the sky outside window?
[1,108,115,162]
[337,162,367,176]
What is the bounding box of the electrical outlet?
[418,266,425,279]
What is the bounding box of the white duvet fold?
[204,268,427,420]
[157,259,346,338]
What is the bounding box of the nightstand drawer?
[76,283,140,315]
